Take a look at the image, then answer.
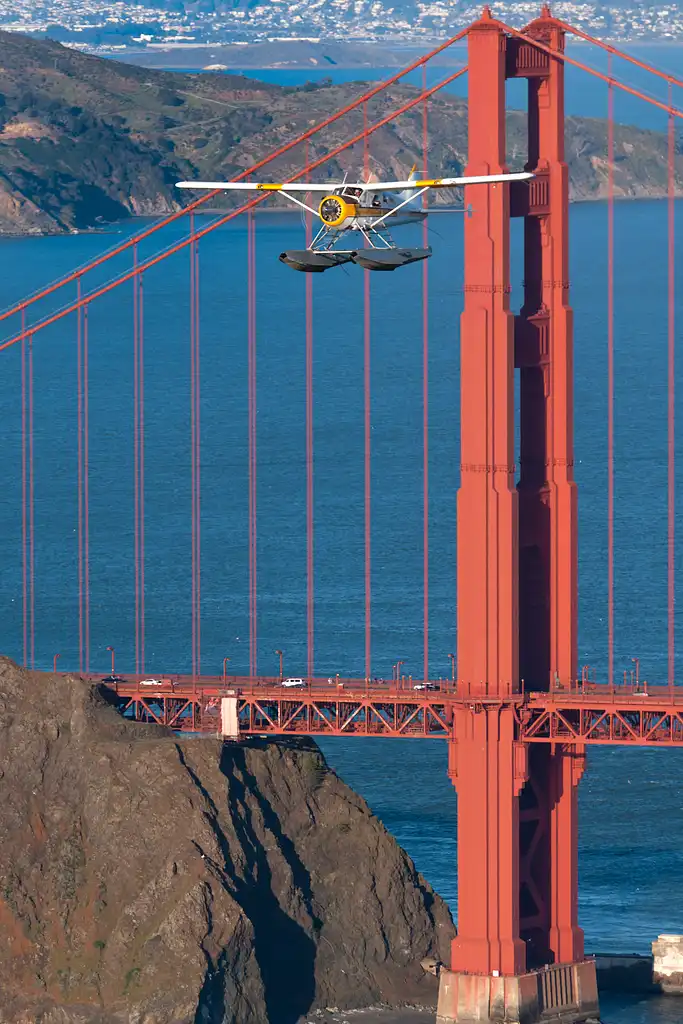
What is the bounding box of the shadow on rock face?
[218,743,319,1024]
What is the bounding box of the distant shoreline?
[1,194,681,241]
[96,36,683,72]
[97,39,463,72]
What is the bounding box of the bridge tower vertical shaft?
[456,12,518,702]
[450,5,525,986]
[515,9,585,972]
[517,10,577,698]
[439,9,597,1023]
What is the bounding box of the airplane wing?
[175,172,533,192]
[360,172,534,189]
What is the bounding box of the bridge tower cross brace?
[439,10,596,1023]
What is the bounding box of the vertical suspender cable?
[190,213,201,680]
[138,274,145,674]
[248,208,258,677]
[668,80,676,689]
[21,313,27,667]
[363,101,372,680]
[77,278,84,673]
[29,332,34,669]
[189,218,195,680]
[84,302,90,672]
[194,239,200,677]
[305,139,314,681]
[249,211,256,676]
[133,245,140,675]
[422,63,429,685]
[607,58,615,688]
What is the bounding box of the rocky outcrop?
[0,657,454,1023]
[653,934,683,993]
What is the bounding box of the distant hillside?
[0,29,681,234]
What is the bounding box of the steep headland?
[0,29,682,234]
[0,657,454,1023]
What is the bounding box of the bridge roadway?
[93,674,683,746]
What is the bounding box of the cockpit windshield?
[337,186,363,200]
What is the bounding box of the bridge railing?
[91,673,460,695]
[88,672,683,703]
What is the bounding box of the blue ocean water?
[1,58,683,1022]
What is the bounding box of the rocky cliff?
[0,657,454,1023]
[0,28,682,234]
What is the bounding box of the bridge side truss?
[114,686,683,745]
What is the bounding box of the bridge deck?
[94,676,683,745]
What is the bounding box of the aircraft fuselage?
[317,189,427,233]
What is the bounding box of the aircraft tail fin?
[399,164,423,204]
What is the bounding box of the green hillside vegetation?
[0,29,681,233]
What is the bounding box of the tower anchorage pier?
[437,8,599,1023]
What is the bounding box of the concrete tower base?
[436,960,599,1024]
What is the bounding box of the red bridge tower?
[437,10,599,1022]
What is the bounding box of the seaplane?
[175,167,533,272]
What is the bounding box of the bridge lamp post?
[223,656,230,682]
[275,649,283,681]
[447,652,455,682]
[632,657,640,690]
[53,653,61,673]
[106,646,115,676]
[396,660,404,685]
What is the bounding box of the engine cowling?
[318,194,356,227]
